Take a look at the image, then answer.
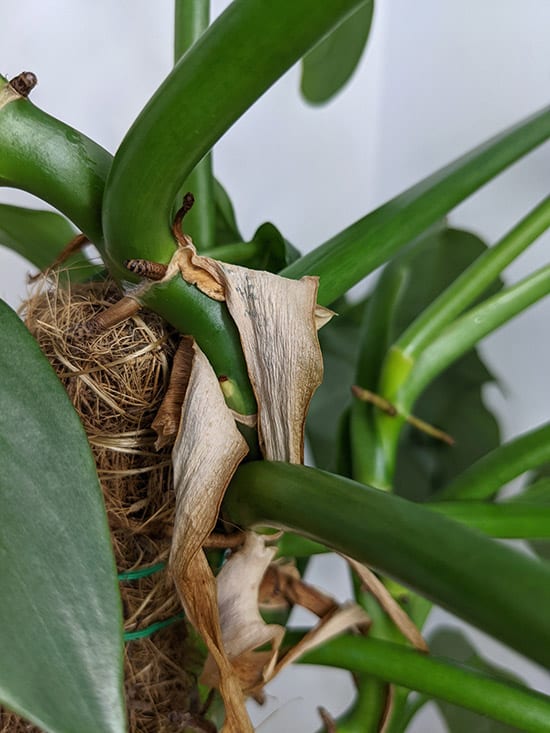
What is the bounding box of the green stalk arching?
[397,263,550,413]
[281,104,550,305]
[103,0,364,275]
[103,0,363,414]
[0,75,111,246]
[174,0,215,250]
[224,461,550,668]
[291,635,550,733]
[396,195,550,359]
[438,422,550,501]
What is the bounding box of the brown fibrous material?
[0,276,207,733]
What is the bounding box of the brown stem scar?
[124,258,168,281]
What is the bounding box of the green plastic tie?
[124,612,185,642]
[117,561,166,581]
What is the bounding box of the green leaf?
[300,1,374,104]
[429,628,525,732]
[0,300,125,732]
[250,221,301,271]
[0,203,100,281]
[307,298,366,471]
[213,178,242,245]
[226,461,550,668]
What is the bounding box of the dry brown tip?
[9,71,37,97]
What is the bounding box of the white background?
[1,2,549,731]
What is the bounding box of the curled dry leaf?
[166,341,251,732]
[260,561,338,617]
[156,238,338,727]
[202,532,285,693]
[346,557,428,652]
[208,261,326,463]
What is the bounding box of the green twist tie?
[124,612,185,642]
[118,561,166,581]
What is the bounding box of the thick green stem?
[103,0,363,273]
[282,104,550,304]
[225,461,550,668]
[103,0,363,414]
[333,677,389,732]
[396,195,550,359]
[438,422,550,501]
[0,75,111,246]
[174,0,215,250]
[292,635,550,733]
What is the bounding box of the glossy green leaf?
[429,628,525,732]
[0,300,125,732]
[225,461,550,668]
[0,203,100,281]
[300,1,374,104]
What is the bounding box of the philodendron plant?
[1,2,550,732]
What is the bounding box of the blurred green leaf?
[0,204,100,281]
[395,351,500,500]
[372,227,501,499]
[307,298,366,470]
[213,178,242,245]
[301,1,374,104]
[429,627,525,732]
[0,300,125,732]
[517,464,550,561]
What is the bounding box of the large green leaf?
[0,203,100,280]
[429,628,525,732]
[300,1,374,104]
[0,300,125,732]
